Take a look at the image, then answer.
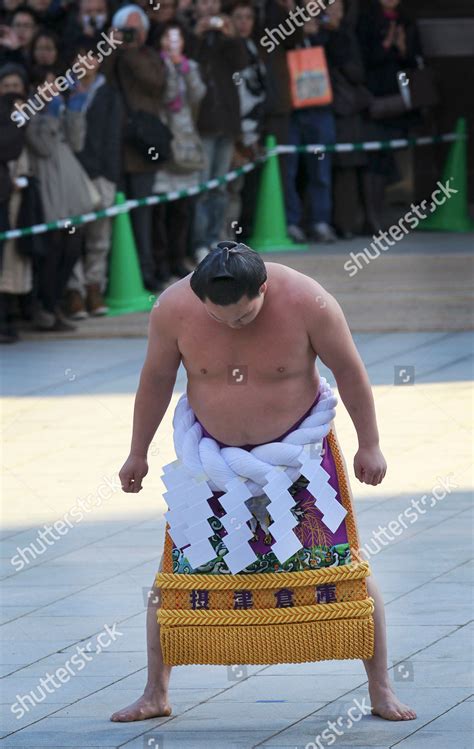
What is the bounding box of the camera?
[209,16,224,29]
[122,27,137,43]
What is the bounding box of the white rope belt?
[161,378,347,573]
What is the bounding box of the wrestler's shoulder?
[266,262,329,300]
[152,275,197,317]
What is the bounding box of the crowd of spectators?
[1,0,424,342]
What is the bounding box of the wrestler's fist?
[119,454,148,493]
[353,445,387,486]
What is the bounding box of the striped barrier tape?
[0,132,462,241]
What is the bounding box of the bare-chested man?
[111,242,416,723]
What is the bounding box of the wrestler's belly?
[187,370,320,446]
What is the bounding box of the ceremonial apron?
[155,379,374,665]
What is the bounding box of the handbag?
[117,60,173,162]
[169,130,205,173]
[287,46,333,109]
[370,57,439,120]
[369,93,408,120]
[397,61,439,110]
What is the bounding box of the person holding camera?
[285,2,345,245]
[186,0,249,262]
[152,21,206,282]
[104,4,166,292]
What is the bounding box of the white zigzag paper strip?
[161,460,216,562]
[185,537,216,569]
[298,451,347,534]
[263,468,302,563]
[219,478,257,573]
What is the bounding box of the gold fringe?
[160,617,375,666]
[155,560,370,591]
[159,597,374,627]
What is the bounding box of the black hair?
[70,34,98,60]
[12,6,40,24]
[31,28,59,55]
[30,63,60,88]
[154,19,187,47]
[190,241,267,305]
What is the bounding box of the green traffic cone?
[105,192,155,316]
[249,135,308,252]
[417,118,474,233]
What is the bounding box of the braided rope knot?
[172,377,337,497]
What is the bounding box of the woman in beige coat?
[25,69,100,331]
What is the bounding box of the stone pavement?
[1,331,473,748]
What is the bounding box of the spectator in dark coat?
[284,2,347,244]
[330,0,375,237]
[64,38,122,320]
[356,0,421,228]
[103,3,166,292]
[0,90,25,265]
[186,0,249,261]
[0,91,34,344]
[256,0,303,184]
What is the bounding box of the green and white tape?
[0,133,462,241]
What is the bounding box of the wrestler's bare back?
[156,263,335,446]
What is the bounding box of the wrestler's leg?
[110,575,172,722]
[363,575,417,721]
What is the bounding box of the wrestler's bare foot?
[369,682,417,721]
[110,690,172,722]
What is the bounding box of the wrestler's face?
[204,284,267,329]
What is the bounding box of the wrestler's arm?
[303,284,387,486]
[120,297,182,493]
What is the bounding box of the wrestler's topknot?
[190,241,267,305]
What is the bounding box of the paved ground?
[1,330,473,748]
[14,231,474,340]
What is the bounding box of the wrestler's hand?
[119,454,148,493]
[353,445,387,485]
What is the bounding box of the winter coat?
[237,38,266,147]
[25,104,100,222]
[103,46,166,174]
[0,94,25,203]
[186,30,249,137]
[75,75,123,184]
[153,56,206,193]
[0,148,33,294]
[330,23,373,168]
[257,0,304,117]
